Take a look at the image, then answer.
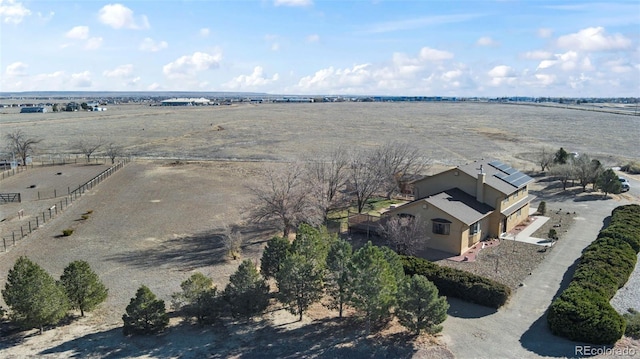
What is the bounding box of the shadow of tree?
[39,316,418,359]
[446,297,497,319]
[104,224,274,271]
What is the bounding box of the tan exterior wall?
[504,202,531,233]
[413,169,476,200]
[386,200,487,255]
[498,185,529,212]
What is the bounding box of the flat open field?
[1,102,638,166]
[0,102,638,358]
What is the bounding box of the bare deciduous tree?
[348,150,383,213]
[304,147,349,223]
[537,147,555,172]
[549,163,575,190]
[73,137,104,163]
[104,142,124,164]
[250,164,316,238]
[573,154,602,191]
[372,142,429,199]
[4,130,41,165]
[380,215,427,255]
[222,224,243,260]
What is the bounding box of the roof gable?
[458,159,533,194]
[425,188,494,225]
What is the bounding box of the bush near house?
[401,256,511,309]
[547,204,640,344]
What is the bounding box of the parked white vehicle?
[619,177,630,192]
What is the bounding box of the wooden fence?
[0,193,21,204]
[1,159,129,253]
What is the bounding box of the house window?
[470,221,480,235]
[516,208,522,217]
[432,218,451,235]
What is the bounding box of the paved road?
[440,194,633,359]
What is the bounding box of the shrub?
[81,214,89,220]
[621,161,640,174]
[623,308,640,339]
[537,201,546,216]
[85,210,94,214]
[547,284,625,344]
[401,256,511,308]
[62,229,74,236]
[224,260,270,320]
[547,204,639,344]
[548,228,557,240]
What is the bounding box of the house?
[20,106,47,113]
[383,159,535,255]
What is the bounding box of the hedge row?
[547,204,640,344]
[401,255,511,308]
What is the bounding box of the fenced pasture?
[1,102,638,168]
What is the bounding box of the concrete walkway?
[500,215,551,246]
[440,196,630,358]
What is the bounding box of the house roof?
[424,188,494,225]
[457,159,534,195]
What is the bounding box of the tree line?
[3,129,125,166]
[0,225,449,336]
[537,147,623,196]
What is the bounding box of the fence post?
[3,237,6,251]
[54,189,57,198]
[29,221,32,232]
[20,227,23,238]
[38,191,40,200]
[42,212,46,223]
[36,216,39,227]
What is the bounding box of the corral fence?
[0,155,117,182]
[1,158,129,253]
[347,211,386,238]
[0,193,21,204]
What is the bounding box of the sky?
[1,0,639,97]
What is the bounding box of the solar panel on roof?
[488,160,518,175]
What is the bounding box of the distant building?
[20,107,47,113]
[161,98,211,106]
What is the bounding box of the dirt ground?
[0,102,638,358]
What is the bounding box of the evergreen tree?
[2,256,69,334]
[396,275,449,335]
[379,245,406,284]
[597,169,622,197]
[260,236,290,279]
[325,239,352,318]
[276,252,325,321]
[290,224,333,266]
[554,147,569,165]
[122,285,169,335]
[60,260,108,317]
[224,260,270,320]
[171,272,220,324]
[348,242,398,332]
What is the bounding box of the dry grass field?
[0,102,638,358]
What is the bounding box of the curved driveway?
[440,193,634,359]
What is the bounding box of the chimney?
[476,165,485,203]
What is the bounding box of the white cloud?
[199,28,210,37]
[224,66,279,90]
[6,61,28,76]
[557,27,632,52]
[419,47,454,61]
[71,71,92,87]
[139,38,168,52]
[66,25,89,39]
[85,37,103,50]
[163,51,222,79]
[488,65,516,86]
[522,50,552,60]
[37,10,54,22]
[148,82,161,91]
[274,0,312,7]
[306,34,320,43]
[0,0,31,24]
[537,28,553,38]
[265,34,280,51]
[534,73,556,86]
[98,3,149,30]
[476,36,498,47]
[296,64,374,92]
[103,64,134,78]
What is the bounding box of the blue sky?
[1,0,638,96]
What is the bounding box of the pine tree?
[325,239,352,318]
[122,285,169,335]
[396,275,449,335]
[2,256,69,334]
[348,242,398,332]
[171,272,220,324]
[224,260,270,320]
[260,236,290,279]
[276,252,324,321]
[597,169,622,197]
[60,260,108,317]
